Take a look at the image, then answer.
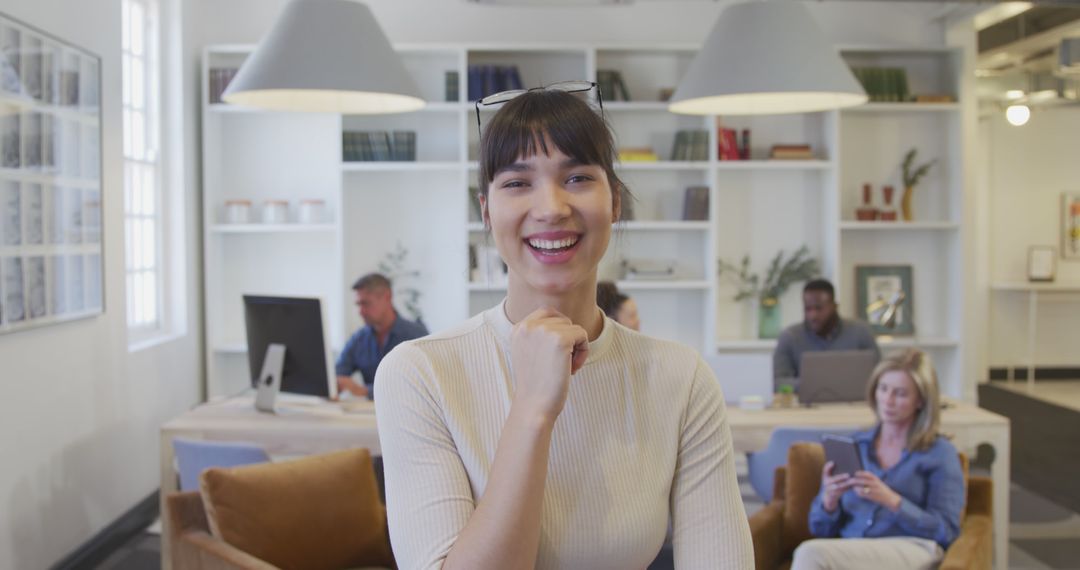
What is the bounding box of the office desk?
[159,396,1010,569]
[726,401,1010,570]
[159,395,378,569]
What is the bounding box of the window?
[122,0,163,340]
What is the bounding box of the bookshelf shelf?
[209,224,337,234]
[468,282,507,292]
[604,102,673,112]
[619,221,710,231]
[617,161,710,171]
[715,160,832,171]
[844,103,960,113]
[839,221,959,231]
[341,161,462,172]
[616,280,709,291]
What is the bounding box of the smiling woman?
[374,88,754,570]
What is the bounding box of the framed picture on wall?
[1063,192,1080,260]
[0,11,103,335]
[855,264,914,336]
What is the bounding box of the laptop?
[798,350,879,405]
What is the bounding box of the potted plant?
[900,148,936,222]
[774,383,798,408]
[718,246,821,339]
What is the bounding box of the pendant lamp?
[223,0,425,114]
[669,0,867,116]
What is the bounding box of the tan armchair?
[166,448,395,570]
[748,442,992,570]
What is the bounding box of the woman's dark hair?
[596,280,628,318]
[478,89,627,208]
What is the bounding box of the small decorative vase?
[773,391,799,409]
[758,297,781,339]
[901,185,915,221]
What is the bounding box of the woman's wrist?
[887,492,903,512]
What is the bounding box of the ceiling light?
[1005,89,1025,100]
[223,0,424,114]
[1006,104,1031,126]
[669,1,867,116]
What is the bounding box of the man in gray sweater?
[772,279,880,392]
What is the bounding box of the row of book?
[671,129,709,161]
[208,67,239,104]
[342,131,417,162]
[718,128,751,161]
[769,144,814,160]
[596,69,631,102]
[468,65,523,102]
[851,67,910,103]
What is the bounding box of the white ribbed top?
[375,302,754,569]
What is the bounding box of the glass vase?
[758,298,781,339]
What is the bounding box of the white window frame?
[123,0,184,348]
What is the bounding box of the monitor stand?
[254,343,285,413]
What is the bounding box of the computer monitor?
[243,295,337,399]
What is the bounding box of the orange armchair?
[166,448,395,570]
[748,442,992,570]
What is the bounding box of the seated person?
[773,278,880,391]
[794,349,964,570]
[336,273,428,399]
[596,280,640,331]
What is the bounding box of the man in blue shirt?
[336,273,428,399]
[773,279,880,391]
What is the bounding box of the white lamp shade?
[669,1,867,115]
[223,0,425,114]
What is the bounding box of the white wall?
[182,0,952,406]
[0,0,202,567]
[985,107,1080,368]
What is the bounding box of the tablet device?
[822,434,864,476]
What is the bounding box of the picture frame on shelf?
[1027,246,1056,282]
[0,12,103,335]
[855,265,914,336]
[1063,192,1080,260]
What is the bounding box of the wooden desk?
[158,395,378,569]
[159,396,1010,570]
[726,400,1011,570]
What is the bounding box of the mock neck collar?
[483,298,615,366]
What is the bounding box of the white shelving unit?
[202,42,971,398]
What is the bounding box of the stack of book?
[468,65,524,101]
[596,69,631,101]
[682,185,710,221]
[851,67,910,102]
[618,147,659,162]
[717,128,750,161]
[769,144,814,160]
[342,131,417,162]
[208,68,239,104]
[671,130,709,161]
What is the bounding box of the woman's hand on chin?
[509,307,590,425]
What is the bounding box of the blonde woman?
[793,349,964,570]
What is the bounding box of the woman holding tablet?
[795,348,965,570]
[375,84,753,569]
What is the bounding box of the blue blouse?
[808,426,965,549]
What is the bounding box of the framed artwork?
[0,11,103,335]
[1063,192,1080,260]
[1027,246,1056,282]
[855,264,914,336]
